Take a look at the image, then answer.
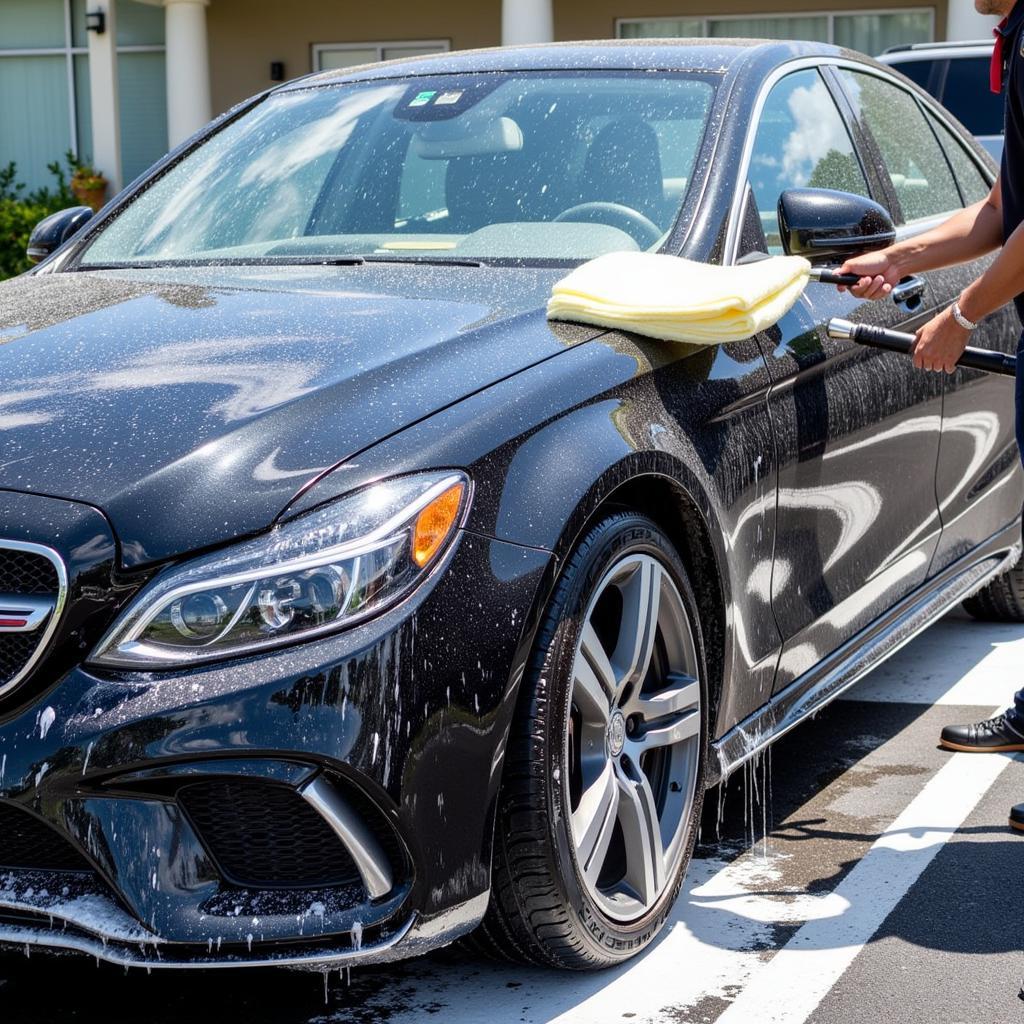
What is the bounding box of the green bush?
[0,154,77,281]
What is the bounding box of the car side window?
[838,69,962,223]
[925,109,992,205]
[747,69,869,254]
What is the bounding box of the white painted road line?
[713,730,1015,1024]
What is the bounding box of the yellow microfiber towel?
[547,251,813,344]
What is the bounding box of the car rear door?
[733,64,946,694]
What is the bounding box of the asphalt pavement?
[3,607,1024,1024]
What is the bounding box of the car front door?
[734,65,946,694]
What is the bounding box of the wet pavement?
[3,607,1024,1024]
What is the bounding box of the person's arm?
[910,209,1024,372]
[836,176,1021,373]
[837,176,1004,299]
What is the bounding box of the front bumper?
[0,493,551,968]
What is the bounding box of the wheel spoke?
[611,559,662,697]
[630,673,701,751]
[572,759,618,878]
[573,653,612,729]
[633,709,700,751]
[632,673,699,717]
[576,621,617,711]
[616,762,665,906]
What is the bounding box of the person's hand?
[837,251,902,300]
[912,306,970,373]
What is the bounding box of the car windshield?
[79,71,717,267]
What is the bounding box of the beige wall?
[207,0,949,115]
[207,0,500,112]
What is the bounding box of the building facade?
[0,0,999,196]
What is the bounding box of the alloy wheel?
[566,553,702,922]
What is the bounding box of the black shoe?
[939,713,1024,753]
[1010,804,1024,832]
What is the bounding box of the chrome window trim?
[0,539,69,700]
[723,57,987,266]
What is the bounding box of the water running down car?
[1,38,1020,971]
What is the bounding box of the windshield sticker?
[435,91,464,105]
[409,90,437,107]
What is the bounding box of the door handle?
[891,275,926,307]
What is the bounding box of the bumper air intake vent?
[178,779,363,890]
[0,802,93,872]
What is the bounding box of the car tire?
[478,512,708,969]
[962,553,1024,622]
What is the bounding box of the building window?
[312,40,450,73]
[0,0,167,189]
[616,9,934,55]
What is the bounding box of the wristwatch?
[951,300,979,332]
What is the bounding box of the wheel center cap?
[607,711,627,757]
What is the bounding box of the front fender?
[284,333,775,736]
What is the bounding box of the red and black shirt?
[996,2,1024,317]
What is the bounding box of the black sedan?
[1,39,1020,972]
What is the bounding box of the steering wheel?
[552,201,663,248]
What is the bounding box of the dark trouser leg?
[1017,329,1024,470]
[1010,331,1024,732]
[1007,688,1024,733]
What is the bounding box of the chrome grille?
[0,548,59,595]
[0,541,67,699]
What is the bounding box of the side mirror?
[27,205,94,265]
[778,188,895,263]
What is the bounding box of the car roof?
[279,38,845,91]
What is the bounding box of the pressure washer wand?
[827,317,1018,378]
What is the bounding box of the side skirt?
[709,519,1022,786]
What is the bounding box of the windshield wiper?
[73,254,488,271]
[357,254,488,268]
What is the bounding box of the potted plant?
[70,160,107,213]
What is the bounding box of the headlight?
[89,472,468,668]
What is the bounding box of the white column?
[165,0,212,147]
[87,0,122,192]
[945,6,999,42]
[501,0,554,46]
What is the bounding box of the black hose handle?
[827,317,1017,377]
[810,268,862,287]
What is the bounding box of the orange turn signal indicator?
[412,482,465,568]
